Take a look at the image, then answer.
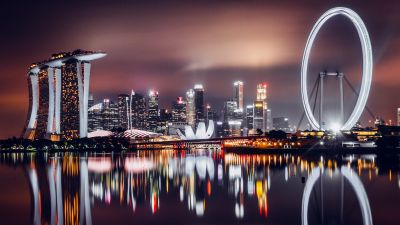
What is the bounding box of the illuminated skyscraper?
[23,49,106,140]
[102,99,119,131]
[246,105,254,130]
[130,92,147,130]
[234,81,244,111]
[147,90,159,132]
[117,94,129,129]
[398,108,400,126]
[253,100,265,132]
[223,100,237,122]
[206,104,217,126]
[256,82,267,102]
[194,84,205,126]
[186,89,195,126]
[266,109,272,131]
[172,97,186,123]
[255,82,268,131]
[88,102,103,132]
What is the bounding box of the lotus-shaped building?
[177,120,214,140]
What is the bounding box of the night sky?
[0,1,399,138]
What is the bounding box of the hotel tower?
[22,49,106,140]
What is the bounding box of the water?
[0,149,399,225]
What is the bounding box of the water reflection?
[1,150,400,225]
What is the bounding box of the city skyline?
[1,1,400,138]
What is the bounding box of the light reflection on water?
[1,149,400,225]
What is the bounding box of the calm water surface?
[0,149,400,225]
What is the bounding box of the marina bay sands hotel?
[22,49,106,140]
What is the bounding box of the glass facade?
[147,91,159,132]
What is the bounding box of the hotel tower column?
[25,71,39,138]
[76,61,85,138]
[54,67,61,134]
[46,67,55,136]
[83,62,91,137]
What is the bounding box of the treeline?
[0,136,130,152]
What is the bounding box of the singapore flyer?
[301,7,373,131]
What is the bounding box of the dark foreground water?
[0,149,400,225]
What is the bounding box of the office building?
[246,105,254,130]
[130,91,147,130]
[398,108,400,126]
[147,90,159,132]
[158,108,171,134]
[117,94,129,129]
[234,81,244,110]
[223,100,237,122]
[102,99,119,131]
[194,84,205,126]
[253,100,264,131]
[172,97,186,123]
[186,89,196,127]
[266,109,272,131]
[256,82,267,102]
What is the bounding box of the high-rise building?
[206,104,218,124]
[256,82,267,102]
[158,108,171,133]
[253,100,264,131]
[88,102,102,132]
[397,108,400,126]
[273,117,290,132]
[172,97,186,123]
[186,89,196,127]
[194,84,205,126]
[88,94,94,109]
[130,92,147,130]
[246,105,254,130]
[102,99,119,131]
[228,120,242,137]
[256,82,269,131]
[223,100,237,122]
[117,94,129,130]
[147,90,159,132]
[22,49,106,140]
[266,109,272,131]
[234,81,244,111]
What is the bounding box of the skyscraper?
[117,94,129,129]
[266,109,272,131]
[23,49,106,140]
[223,100,237,122]
[147,90,159,132]
[256,82,267,102]
[172,97,186,123]
[234,81,244,111]
[256,82,268,131]
[186,89,195,127]
[88,102,103,132]
[246,105,254,130]
[194,84,205,126]
[130,91,147,130]
[398,108,400,126]
[253,100,264,131]
[206,104,217,125]
[102,99,119,131]
[158,108,171,133]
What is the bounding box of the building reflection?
[1,150,399,224]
